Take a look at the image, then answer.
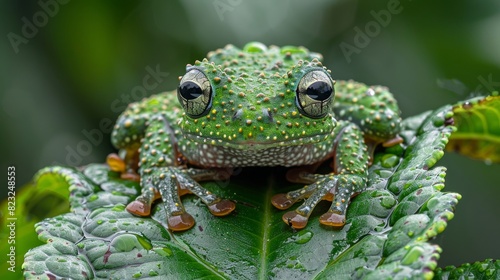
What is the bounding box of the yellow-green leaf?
[447,93,500,163]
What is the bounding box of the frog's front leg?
[128,166,235,231]
[272,121,369,229]
[123,114,235,231]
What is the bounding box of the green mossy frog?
[108,42,402,231]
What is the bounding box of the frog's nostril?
[261,108,274,123]
[232,109,243,120]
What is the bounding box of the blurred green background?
[1,0,499,270]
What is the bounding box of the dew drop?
[295,230,313,244]
[154,247,173,257]
[380,196,396,209]
[462,101,472,109]
[401,246,424,265]
[374,169,393,178]
[112,204,126,212]
[380,154,399,168]
[136,234,153,250]
[432,115,445,127]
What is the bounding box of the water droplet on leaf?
[380,154,399,168]
[295,230,313,244]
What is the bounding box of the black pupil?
[179,81,202,100]
[306,81,332,101]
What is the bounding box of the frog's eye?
[177,69,213,118]
[295,70,335,118]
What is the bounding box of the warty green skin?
[111,42,402,231]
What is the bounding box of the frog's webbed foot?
[272,173,365,229]
[273,121,369,229]
[126,167,235,231]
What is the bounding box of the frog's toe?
[167,212,195,231]
[121,172,140,182]
[382,135,404,147]
[107,153,126,173]
[271,181,321,210]
[126,187,160,216]
[208,199,236,216]
[171,168,236,218]
[107,153,141,181]
[271,193,295,210]
[282,211,309,229]
[126,200,151,216]
[319,211,346,227]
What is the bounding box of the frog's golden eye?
[295,70,335,118]
[177,69,213,118]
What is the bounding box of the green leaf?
[23,105,461,279]
[447,92,500,163]
[433,259,500,279]
[0,169,72,280]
